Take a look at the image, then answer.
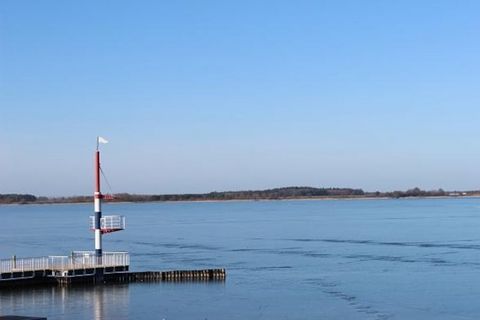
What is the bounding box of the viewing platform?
[0,252,128,287]
[89,215,126,234]
[0,252,225,288]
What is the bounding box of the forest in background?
[0,187,476,204]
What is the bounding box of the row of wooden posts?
[108,269,226,283]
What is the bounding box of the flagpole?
[94,137,102,260]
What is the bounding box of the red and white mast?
[94,137,104,257]
[91,136,125,259]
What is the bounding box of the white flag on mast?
[98,136,109,144]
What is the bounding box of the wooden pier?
[0,269,225,288]
[0,252,225,288]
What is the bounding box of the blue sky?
[1,1,480,196]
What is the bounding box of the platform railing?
[89,215,125,231]
[0,256,49,273]
[0,252,129,274]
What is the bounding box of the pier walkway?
[0,252,129,278]
[0,252,225,288]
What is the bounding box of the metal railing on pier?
[0,252,129,274]
[0,256,49,274]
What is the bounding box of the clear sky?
[1,1,480,196]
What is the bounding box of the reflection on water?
[0,281,229,320]
[0,285,129,319]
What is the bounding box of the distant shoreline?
[1,186,478,206]
[1,194,479,207]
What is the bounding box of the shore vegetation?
[0,187,476,205]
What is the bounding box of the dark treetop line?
[0,187,475,204]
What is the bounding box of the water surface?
[1,198,480,319]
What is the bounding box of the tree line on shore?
[0,187,477,204]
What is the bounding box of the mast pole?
[94,140,102,258]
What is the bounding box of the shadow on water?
[224,243,480,269]
[304,278,392,320]
[284,238,480,250]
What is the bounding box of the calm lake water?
[1,198,480,319]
